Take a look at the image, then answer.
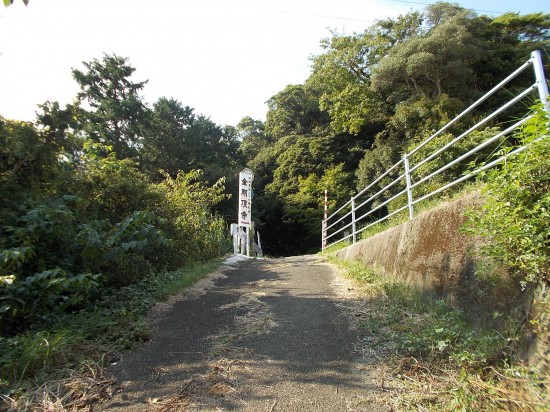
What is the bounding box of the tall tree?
[236,116,269,163]
[265,84,329,139]
[72,54,150,159]
[308,11,424,135]
[142,97,195,178]
[371,11,481,103]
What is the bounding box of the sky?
[1,0,549,127]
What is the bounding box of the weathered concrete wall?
[334,191,526,316]
[334,191,549,370]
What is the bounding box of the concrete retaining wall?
[334,191,525,316]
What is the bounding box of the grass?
[327,256,549,411]
[0,257,223,411]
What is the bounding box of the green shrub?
[466,103,550,287]
[0,118,231,337]
[0,270,101,334]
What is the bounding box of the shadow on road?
[103,256,387,412]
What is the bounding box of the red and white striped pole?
[322,190,328,249]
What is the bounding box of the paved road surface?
[102,255,388,411]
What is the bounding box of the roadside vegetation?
[0,259,222,410]
[0,54,234,409]
[1,1,549,410]
[323,106,550,411]
[327,256,548,411]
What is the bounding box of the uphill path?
[101,255,390,412]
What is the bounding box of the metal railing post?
[322,219,326,251]
[351,197,357,243]
[404,153,414,220]
[531,50,550,116]
[322,190,328,250]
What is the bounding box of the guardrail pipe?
[403,153,414,220]
[351,197,357,244]
[532,50,550,116]
[323,50,549,250]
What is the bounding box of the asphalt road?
[102,255,389,412]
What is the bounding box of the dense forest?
[1,3,549,331]
[247,3,550,255]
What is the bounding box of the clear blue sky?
[0,0,548,127]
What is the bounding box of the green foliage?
[73,144,154,223]
[0,118,60,209]
[265,84,329,139]
[328,256,505,368]
[308,11,423,134]
[325,256,544,410]
[143,97,241,185]
[285,164,352,251]
[0,258,221,399]
[395,299,503,365]
[1,112,231,335]
[78,210,171,286]
[407,126,505,200]
[3,0,28,6]
[0,330,73,396]
[71,54,149,160]
[252,132,366,255]
[355,134,403,197]
[466,104,550,287]
[151,170,231,265]
[254,3,548,256]
[372,11,481,102]
[1,197,81,276]
[0,270,100,334]
[236,116,270,162]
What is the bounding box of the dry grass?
[0,362,117,412]
[328,257,550,412]
[208,295,277,357]
[145,359,252,412]
[219,295,278,336]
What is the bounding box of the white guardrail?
[322,50,550,250]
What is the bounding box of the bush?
[0,137,231,333]
[466,103,550,287]
[0,270,101,335]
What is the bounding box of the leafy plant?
[0,258,221,404]
[0,269,101,334]
[466,103,550,287]
[326,255,543,411]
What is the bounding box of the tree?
[72,54,150,159]
[476,12,550,90]
[371,11,481,103]
[307,12,423,134]
[3,0,28,6]
[142,97,195,178]
[236,116,269,162]
[425,1,471,27]
[285,164,352,251]
[0,117,60,211]
[265,84,329,139]
[249,132,365,254]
